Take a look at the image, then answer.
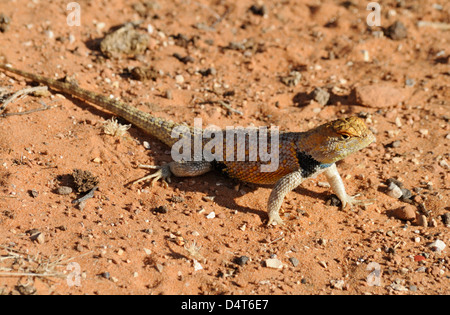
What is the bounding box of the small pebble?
[439,159,449,168]
[199,68,216,77]
[147,24,154,34]
[153,205,169,214]
[387,183,403,199]
[29,189,39,198]
[311,87,330,106]
[405,78,415,87]
[432,3,443,10]
[0,13,11,33]
[280,71,302,87]
[193,259,203,271]
[101,272,110,280]
[414,255,426,262]
[249,4,267,16]
[326,194,341,207]
[289,257,299,267]
[428,239,446,252]
[385,21,407,40]
[318,261,327,269]
[414,214,428,227]
[392,205,416,221]
[386,178,404,188]
[16,284,37,295]
[442,212,450,227]
[202,196,215,202]
[234,256,249,266]
[400,188,412,200]
[165,89,173,100]
[390,283,408,291]
[265,258,283,269]
[31,232,45,244]
[388,140,401,148]
[156,263,164,273]
[175,74,184,84]
[330,279,345,290]
[57,186,73,195]
[173,53,195,64]
[416,266,427,273]
[361,49,370,62]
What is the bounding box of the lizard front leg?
[267,170,304,226]
[323,163,373,208]
[133,161,213,187]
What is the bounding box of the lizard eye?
[340,134,350,140]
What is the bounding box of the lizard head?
[301,116,376,164]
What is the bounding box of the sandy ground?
[0,0,448,295]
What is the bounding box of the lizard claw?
[132,164,172,188]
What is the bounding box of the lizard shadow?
[156,170,334,224]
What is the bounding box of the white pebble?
[193,259,203,271]
[330,279,345,290]
[387,183,403,199]
[69,34,76,44]
[439,159,449,168]
[96,22,106,31]
[428,239,446,252]
[206,211,215,219]
[175,74,184,84]
[45,30,54,39]
[361,49,370,62]
[265,258,283,269]
[147,24,154,34]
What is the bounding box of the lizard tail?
[0,63,182,147]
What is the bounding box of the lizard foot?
[132,164,172,188]
[267,212,284,226]
[341,194,375,209]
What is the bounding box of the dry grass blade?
[0,244,76,280]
